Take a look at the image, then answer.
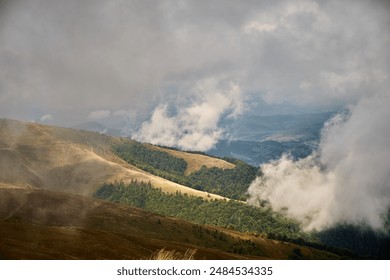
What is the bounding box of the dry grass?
[0,182,30,189]
[145,144,235,175]
[150,248,198,260]
[0,119,227,200]
[0,188,342,260]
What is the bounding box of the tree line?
[94,180,314,242]
[112,140,258,200]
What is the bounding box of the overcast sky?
[0,0,389,132]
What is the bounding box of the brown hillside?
[0,188,340,260]
[0,119,226,199]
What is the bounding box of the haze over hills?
[0,118,352,259]
[209,111,334,165]
[1,114,389,259]
[0,118,227,200]
[69,111,334,167]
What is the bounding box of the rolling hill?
[0,118,226,199]
[0,188,340,260]
[0,118,346,259]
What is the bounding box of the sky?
[1,0,390,231]
[1,1,388,145]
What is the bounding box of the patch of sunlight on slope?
[0,119,227,200]
[145,143,235,175]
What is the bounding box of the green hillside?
[94,181,313,242]
[113,140,258,200]
[94,180,356,258]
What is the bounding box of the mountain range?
[210,111,334,165]
[0,118,368,259]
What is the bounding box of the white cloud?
[244,22,277,33]
[87,110,111,121]
[134,104,179,148]
[133,78,244,151]
[39,114,54,122]
[248,93,390,231]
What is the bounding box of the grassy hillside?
[113,140,258,200]
[0,188,341,260]
[0,118,357,259]
[0,118,227,199]
[147,144,235,175]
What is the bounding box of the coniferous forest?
[113,141,258,200]
[110,140,390,258]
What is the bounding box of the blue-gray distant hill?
[209,112,334,166]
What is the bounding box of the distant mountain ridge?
[211,112,334,165]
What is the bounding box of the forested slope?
[113,140,258,200]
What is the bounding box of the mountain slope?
[0,188,340,260]
[0,118,349,259]
[146,144,235,175]
[0,118,227,199]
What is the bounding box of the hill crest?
[0,118,231,199]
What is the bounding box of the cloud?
[248,93,390,231]
[133,78,244,151]
[39,114,54,122]
[240,0,389,106]
[0,0,389,144]
[88,110,110,121]
[244,22,277,33]
[299,81,312,91]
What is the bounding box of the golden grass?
[0,188,342,260]
[145,144,235,175]
[150,248,198,260]
[0,182,30,189]
[0,119,228,200]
